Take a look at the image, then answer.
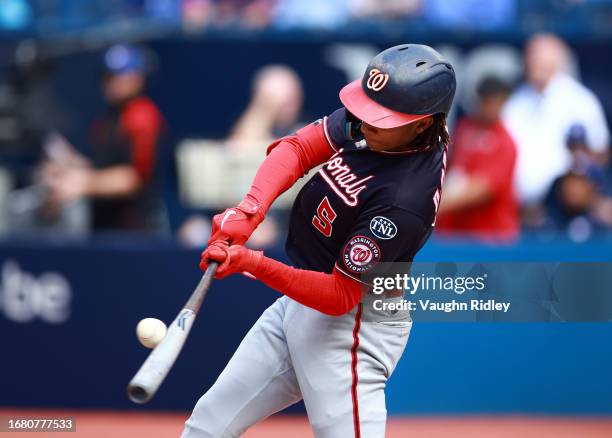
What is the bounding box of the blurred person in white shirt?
[178,65,303,249]
[502,33,610,207]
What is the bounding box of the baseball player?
[182,44,456,438]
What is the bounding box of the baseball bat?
[127,262,218,404]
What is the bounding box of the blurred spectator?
[227,64,303,151]
[542,123,612,241]
[272,0,348,29]
[177,214,211,246]
[14,0,612,36]
[177,64,302,249]
[437,76,519,241]
[0,40,64,188]
[349,0,421,19]
[0,41,72,234]
[180,0,277,31]
[502,33,610,207]
[40,44,166,232]
[181,0,213,32]
[424,0,515,30]
[239,0,277,28]
[219,0,277,29]
[563,123,607,187]
[144,0,180,18]
[543,172,612,242]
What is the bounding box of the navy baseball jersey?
[286,108,447,283]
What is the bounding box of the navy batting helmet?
[340,44,456,129]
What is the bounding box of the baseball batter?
[182,44,456,438]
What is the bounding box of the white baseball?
[136,318,167,349]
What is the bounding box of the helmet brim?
[339,80,432,129]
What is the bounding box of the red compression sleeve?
[251,256,364,316]
[245,120,335,214]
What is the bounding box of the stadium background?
[1,1,612,436]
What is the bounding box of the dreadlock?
[407,113,450,153]
[346,110,451,153]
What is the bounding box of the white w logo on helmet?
[366,69,389,92]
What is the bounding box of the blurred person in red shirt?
[41,44,166,232]
[437,76,519,241]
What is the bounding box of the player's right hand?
[200,242,262,279]
[207,196,264,246]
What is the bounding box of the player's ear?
[415,117,434,134]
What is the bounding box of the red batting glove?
[208,196,265,246]
[200,241,229,272]
[200,242,263,280]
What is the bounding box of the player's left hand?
[200,242,263,279]
[207,197,264,247]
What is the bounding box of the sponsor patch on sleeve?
[342,235,381,274]
[369,216,397,239]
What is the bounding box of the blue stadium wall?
[1,238,611,414]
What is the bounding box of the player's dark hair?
[347,110,450,152]
[409,113,450,152]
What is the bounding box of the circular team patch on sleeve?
[342,235,381,274]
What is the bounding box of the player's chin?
[365,140,386,152]
[361,135,375,147]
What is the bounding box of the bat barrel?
[126,263,217,404]
[127,383,152,404]
[126,308,196,403]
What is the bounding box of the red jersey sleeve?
[246,117,336,214]
[120,96,164,183]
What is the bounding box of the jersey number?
[312,196,337,237]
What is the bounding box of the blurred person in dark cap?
[41,44,166,232]
[542,123,612,241]
[543,171,612,242]
[437,75,519,241]
[564,123,606,186]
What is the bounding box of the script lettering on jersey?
[432,145,448,226]
[318,149,373,207]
